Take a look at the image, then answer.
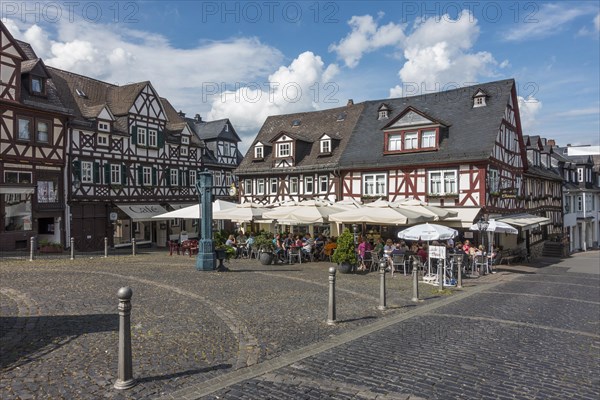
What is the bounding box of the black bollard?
[327,267,336,325]
[114,287,136,390]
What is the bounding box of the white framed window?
[404,132,418,150]
[254,145,264,159]
[270,178,277,194]
[36,121,49,143]
[17,117,32,140]
[181,170,187,187]
[379,110,389,119]
[256,179,265,195]
[110,164,121,184]
[388,134,402,151]
[137,127,147,146]
[363,173,387,196]
[181,136,189,145]
[31,77,43,93]
[142,166,152,186]
[290,177,298,194]
[170,169,179,186]
[320,139,331,153]
[189,170,197,187]
[223,142,230,157]
[305,176,314,193]
[98,121,110,132]
[81,161,93,183]
[577,168,584,183]
[180,146,188,156]
[428,170,457,195]
[225,124,229,132]
[421,130,436,148]
[577,195,583,211]
[489,169,499,192]
[474,96,486,107]
[244,179,252,194]
[97,134,109,146]
[319,176,328,193]
[148,130,157,147]
[214,171,222,186]
[277,142,291,157]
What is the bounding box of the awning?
[169,203,195,210]
[117,204,169,221]
[496,213,551,230]
[440,207,482,228]
[0,186,35,194]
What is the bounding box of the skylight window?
[292,119,301,127]
[76,88,87,98]
[336,113,346,121]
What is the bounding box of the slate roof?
[188,119,241,142]
[339,79,517,168]
[236,102,365,175]
[14,39,37,59]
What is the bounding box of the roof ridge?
[47,66,119,88]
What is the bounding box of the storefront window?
[37,180,58,203]
[4,193,32,231]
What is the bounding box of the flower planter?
[337,262,353,274]
[214,248,229,272]
[259,252,274,265]
[39,246,62,253]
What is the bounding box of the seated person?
[302,233,314,260]
[373,238,385,257]
[417,245,428,263]
[273,234,284,262]
[226,234,240,258]
[323,238,337,259]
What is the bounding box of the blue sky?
[3,1,599,150]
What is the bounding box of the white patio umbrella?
[151,199,236,219]
[262,199,346,224]
[329,199,433,225]
[213,202,271,222]
[393,198,458,221]
[469,219,518,260]
[397,223,458,241]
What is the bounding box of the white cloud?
[595,13,600,31]
[206,51,340,145]
[505,3,595,41]
[518,96,543,135]
[329,14,405,68]
[389,85,403,98]
[395,10,497,95]
[556,107,599,117]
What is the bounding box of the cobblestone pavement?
[1,252,598,399]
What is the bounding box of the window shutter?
[152,167,157,186]
[179,170,184,187]
[104,163,110,184]
[121,165,127,186]
[131,126,137,144]
[73,160,81,178]
[165,168,171,186]
[94,162,101,184]
[158,130,165,148]
[137,165,143,185]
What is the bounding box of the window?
[3,193,32,231]
[37,180,58,203]
[404,132,418,150]
[474,96,486,107]
[180,146,188,156]
[428,170,457,196]
[226,172,232,185]
[277,142,291,157]
[290,177,298,194]
[421,130,436,148]
[31,77,43,94]
[225,124,229,132]
[379,110,388,119]
[137,127,147,146]
[36,121,49,143]
[577,168,584,183]
[17,117,32,140]
[148,130,157,147]
[320,139,331,153]
[257,179,265,195]
[170,169,179,186]
[4,171,32,184]
[110,164,121,184]
[189,170,197,187]
[270,178,278,194]
[181,170,187,187]
[214,171,222,186]
[223,142,230,157]
[319,176,328,193]
[305,177,314,193]
[98,121,110,132]
[81,161,93,183]
[388,134,402,151]
[363,173,386,196]
[142,167,152,186]
[577,195,583,211]
[181,136,189,145]
[244,179,252,194]
[385,128,439,153]
[98,134,109,146]
[489,169,499,192]
[254,146,263,159]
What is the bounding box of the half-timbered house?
[0,23,71,251]
[48,67,207,251]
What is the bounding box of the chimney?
[177,110,186,117]
[567,143,571,147]
[547,139,556,147]
[195,114,202,122]
[347,99,354,106]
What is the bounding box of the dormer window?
[379,110,388,119]
[98,121,110,132]
[181,136,189,145]
[277,142,291,157]
[292,119,301,127]
[384,128,439,153]
[224,124,229,132]
[254,145,264,159]
[472,89,488,108]
[320,139,331,154]
[31,76,45,95]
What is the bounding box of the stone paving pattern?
[1,251,598,399]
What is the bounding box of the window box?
[427,193,459,199]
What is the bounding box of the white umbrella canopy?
[151,200,237,219]
[262,199,346,224]
[393,198,458,220]
[397,223,458,241]
[469,219,518,234]
[329,199,434,225]
[213,202,271,222]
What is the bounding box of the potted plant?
[254,232,275,265]
[331,228,357,273]
[213,230,236,271]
